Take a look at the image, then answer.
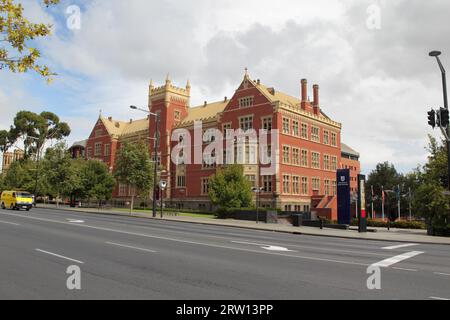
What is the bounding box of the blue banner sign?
[337,169,351,225]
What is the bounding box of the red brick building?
[78,72,361,219]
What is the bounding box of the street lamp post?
[29,136,41,208]
[252,187,264,224]
[429,51,450,191]
[130,105,160,218]
[159,180,167,218]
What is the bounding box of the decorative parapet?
[275,102,342,129]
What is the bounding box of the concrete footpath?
[37,204,450,245]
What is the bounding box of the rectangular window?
[331,156,338,171]
[240,116,253,131]
[262,117,272,132]
[283,118,290,135]
[331,132,338,147]
[324,130,329,145]
[312,152,320,169]
[324,179,331,196]
[239,96,254,108]
[177,175,186,188]
[87,147,92,159]
[292,176,300,195]
[246,175,257,188]
[94,143,102,156]
[223,123,232,138]
[174,110,181,121]
[262,176,273,192]
[105,144,111,157]
[119,183,127,197]
[203,153,217,169]
[312,178,321,191]
[283,146,290,164]
[292,148,300,166]
[332,180,337,196]
[311,126,320,142]
[293,121,299,137]
[201,178,210,195]
[302,123,308,139]
[324,155,330,171]
[301,150,308,167]
[283,175,291,194]
[301,177,309,195]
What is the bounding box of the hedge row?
[350,219,426,230]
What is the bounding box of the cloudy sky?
[1,0,449,174]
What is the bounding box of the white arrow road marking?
[231,241,296,252]
[36,249,84,264]
[429,296,450,300]
[372,251,424,268]
[67,219,85,224]
[382,243,419,250]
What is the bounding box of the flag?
[382,189,385,205]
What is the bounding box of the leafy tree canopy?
[114,141,154,198]
[208,164,253,209]
[0,0,60,81]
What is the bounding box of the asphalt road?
[0,207,449,300]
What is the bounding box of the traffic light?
[440,108,450,127]
[428,109,436,128]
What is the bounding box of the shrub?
[351,219,426,230]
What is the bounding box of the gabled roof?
[100,117,149,138]
[179,100,229,126]
[120,118,150,137]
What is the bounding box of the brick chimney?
[301,79,308,110]
[313,84,320,115]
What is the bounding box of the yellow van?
[1,191,33,211]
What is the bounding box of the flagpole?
[409,187,412,221]
[398,184,401,221]
[371,185,374,219]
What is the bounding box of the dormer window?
[239,96,254,108]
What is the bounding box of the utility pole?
[382,186,385,221]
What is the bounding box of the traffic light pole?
[436,56,450,191]
[430,51,450,191]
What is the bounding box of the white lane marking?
[35,249,84,264]
[106,242,157,253]
[434,272,450,277]
[392,267,418,272]
[29,210,421,258]
[372,251,424,268]
[67,219,85,224]
[231,241,296,252]
[382,243,419,250]
[2,212,370,267]
[429,296,450,300]
[0,220,20,226]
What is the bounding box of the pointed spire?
[186,79,191,88]
[99,109,103,118]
